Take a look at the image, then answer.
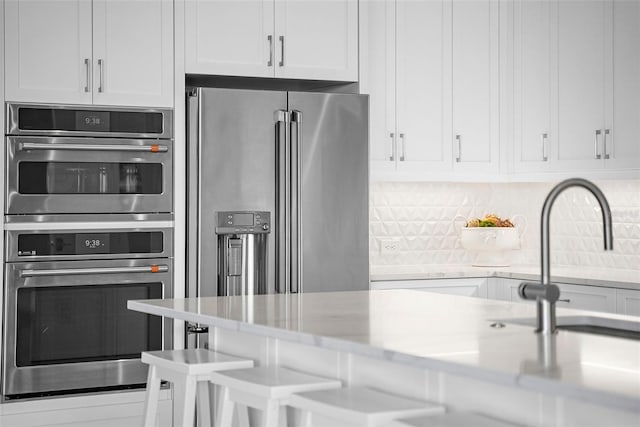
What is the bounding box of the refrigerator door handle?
[290,110,302,294]
[275,110,290,294]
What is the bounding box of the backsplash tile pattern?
[370,180,640,275]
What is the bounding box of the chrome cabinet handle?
[604,129,610,159]
[558,299,571,304]
[267,35,273,66]
[594,129,602,159]
[399,133,406,161]
[19,142,168,153]
[541,133,548,161]
[279,36,285,67]
[98,59,104,93]
[455,134,462,162]
[20,264,169,278]
[84,58,91,93]
[389,132,395,161]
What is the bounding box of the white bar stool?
[210,366,342,427]
[388,411,518,427]
[141,349,254,427]
[288,386,445,427]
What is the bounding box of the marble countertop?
[370,264,640,290]
[129,290,640,412]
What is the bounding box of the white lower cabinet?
[555,283,617,314]
[372,277,638,316]
[371,278,489,298]
[0,389,172,427]
[616,289,640,317]
[488,277,625,314]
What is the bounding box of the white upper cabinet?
[91,0,174,107]
[185,0,358,82]
[364,0,452,178]
[452,0,500,175]
[511,0,552,173]
[4,1,93,104]
[609,0,640,170]
[395,0,452,175]
[509,0,640,177]
[363,0,499,181]
[4,0,174,107]
[555,0,606,170]
[185,0,274,78]
[362,0,396,177]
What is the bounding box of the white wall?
[370,180,640,275]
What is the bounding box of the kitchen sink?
[497,316,640,341]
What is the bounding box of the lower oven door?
[2,257,173,398]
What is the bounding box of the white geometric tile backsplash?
[370,179,640,274]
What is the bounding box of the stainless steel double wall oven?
[2,103,174,400]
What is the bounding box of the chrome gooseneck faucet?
[519,178,613,335]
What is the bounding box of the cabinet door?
[395,0,452,174]
[512,0,552,173]
[185,0,274,78]
[92,0,173,107]
[371,278,489,298]
[556,283,617,314]
[4,0,92,104]
[452,0,500,174]
[361,0,397,177]
[607,0,640,169]
[616,289,640,316]
[555,0,606,170]
[274,0,358,81]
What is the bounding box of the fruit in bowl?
[465,214,514,228]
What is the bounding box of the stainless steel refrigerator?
[186,87,369,302]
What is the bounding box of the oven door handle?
[19,264,169,278]
[18,142,169,153]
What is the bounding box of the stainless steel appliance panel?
[6,136,172,214]
[188,88,283,298]
[187,87,369,303]
[2,257,172,397]
[289,92,370,293]
[6,103,173,139]
[5,221,173,262]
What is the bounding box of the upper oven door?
[6,136,172,214]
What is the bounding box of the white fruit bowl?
[460,227,521,267]
[454,215,526,267]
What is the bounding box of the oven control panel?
[16,231,164,257]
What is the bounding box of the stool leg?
[196,381,212,427]
[301,410,313,427]
[236,404,250,427]
[142,365,161,427]
[262,399,279,427]
[216,386,235,427]
[174,376,198,427]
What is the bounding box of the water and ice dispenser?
[216,211,270,297]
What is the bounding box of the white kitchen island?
[128,290,640,427]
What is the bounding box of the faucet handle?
[518,282,560,304]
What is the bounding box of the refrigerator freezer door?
[188,88,284,298]
[288,92,370,293]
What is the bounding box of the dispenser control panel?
[216,211,271,234]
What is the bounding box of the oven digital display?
[75,111,110,132]
[75,233,110,254]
